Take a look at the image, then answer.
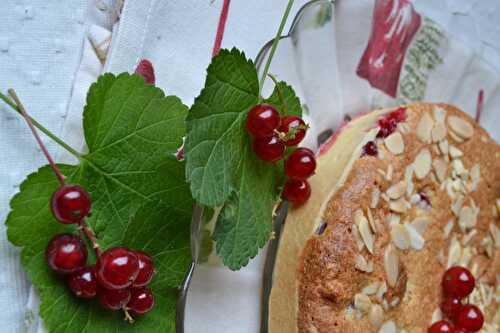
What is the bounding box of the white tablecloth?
[0,1,499,332]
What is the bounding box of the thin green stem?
[267,73,288,116]
[0,91,82,159]
[258,0,295,98]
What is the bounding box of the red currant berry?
[96,247,139,290]
[98,287,131,310]
[376,108,407,139]
[283,179,311,206]
[132,251,155,287]
[246,104,280,138]
[68,266,97,298]
[46,234,87,274]
[456,304,484,332]
[128,287,154,315]
[454,328,469,333]
[442,266,475,298]
[361,141,378,156]
[253,134,285,162]
[51,185,91,224]
[440,296,463,321]
[277,115,307,146]
[428,320,455,333]
[285,148,316,180]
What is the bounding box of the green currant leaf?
[212,143,280,270]
[6,73,192,332]
[265,81,302,118]
[185,48,301,270]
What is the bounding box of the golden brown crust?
[270,103,500,333]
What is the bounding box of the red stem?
[475,89,484,123]
[8,89,66,186]
[79,221,102,257]
[211,0,231,58]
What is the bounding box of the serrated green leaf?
[6,73,192,332]
[213,143,278,270]
[265,81,302,117]
[185,48,259,207]
[185,49,302,270]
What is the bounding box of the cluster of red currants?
[362,107,407,157]
[46,185,155,321]
[246,104,316,206]
[428,266,484,333]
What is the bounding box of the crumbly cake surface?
[277,103,500,333]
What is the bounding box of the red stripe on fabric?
[475,89,484,123]
[212,0,231,58]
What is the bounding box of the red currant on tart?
[440,296,463,321]
[361,140,378,156]
[46,233,87,274]
[96,247,140,290]
[278,115,307,146]
[285,148,316,180]
[456,304,484,332]
[51,185,91,224]
[428,320,454,333]
[442,266,475,298]
[246,104,280,139]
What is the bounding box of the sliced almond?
[452,159,467,177]
[376,282,387,301]
[469,164,480,191]
[462,229,477,246]
[431,308,443,322]
[391,224,411,250]
[358,217,375,254]
[414,148,432,179]
[449,130,465,143]
[355,254,373,272]
[490,223,500,247]
[411,217,430,235]
[433,106,447,123]
[449,145,463,158]
[438,139,449,156]
[384,245,399,287]
[378,320,396,333]
[362,282,380,295]
[384,132,405,155]
[404,165,414,196]
[354,293,372,313]
[386,164,394,181]
[405,223,425,250]
[443,220,454,239]
[432,123,447,142]
[417,113,434,143]
[432,158,448,183]
[448,115,474,139]
[352,226,365,252]
[389,199,407,214]
[366,208,377,234]
[354,209,366,226]
[451,195,464,216]
[459,206,477,231]
[447,236,462,268]
[386,181,406,200]
[371,188,381,209]
[369,304,384,330]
